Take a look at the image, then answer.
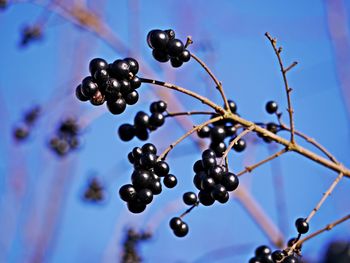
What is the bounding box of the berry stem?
[265,32,296,144]
[219,126,255,166]
[157,116,224,161]
[305,172,344,223]
[190,52,231,112]
[164,111,214,118]
[179,203,198,219]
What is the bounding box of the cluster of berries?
[75,57,141,115]
[147,29,191,68]
[193,149,239,206]
[121,228,152,263]
[248,245,301,263]
[20,25,42,47]
[198,100,246,156]
[83,178,104,203]
[49,117,80,157]
[13,105,41,141]
[258,101,280,143]
[119,143,177,213]
[169,217,189,238]
[118,100,167,141]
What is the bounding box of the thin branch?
[284,61,298,73]
[297,213,350,246]
[157,116,224,161]
[179,203,198,219]
[236,148,288,177]
[190,52,231,111]
[164,111,214,118]
[306,172,344,223]
[220,126,254,165]
[265,32,296,144]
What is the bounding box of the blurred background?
[0,0,350,262]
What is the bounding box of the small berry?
[75,84,89,102]
[211,184,228,202]
[255,245,272,257]
[118,124,135,141]
[266,122,278,134]
[152,49,169,62]
[142,143,157,154]
[201,177,215,190]
[198,190,215,206]
[130,76,141,89]
[132,147,143,159]
[202,149,216,159]
[170,57,183,68]
[150,100,167,113]
[137,188,153,205]
[135,127,149,141]
[89,58,108,76]
[283,255,299,263]
[154,161,170,176]
[164,29,175,40]
[125,90,139,105]
[134,111,150,128]
[271,250,284,261]
[150,180,162,195]
[147,29,169,50]
[173,221,189,237]
[210,126,226,142]
[232,138,246,152]
[139,153,157,169]
[107,98,126,115]
[124,57,139,75]
[163,174,177,188]
[265,101,278,114]
[120,79,132,94]
[149,112,165,127]
[111,59,130,79]
[202,157,216,169]
[167,39,184,57]
[295,218,309,234]
[179,49,191,62]
[103,78,121,102]
[169,217,182,229]
[93,69,109,83]
[221,172,239,191]
[183,192,198,206]
[127,200,146,214]
[208,165,223,182]
[193,160,204,173]
[81,76,98,97]
[227,100,237,113]
[225,125,237,136]
[197,125,211,138]
[119,184,137,202]
[193,172,206,190]
[210,141,227,157]
[90,90,105,106]
[131,170,151,189]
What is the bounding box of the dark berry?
[124,57,139,75]
[164,29,175,40]
[198,190,215,206]
[107,98,126,115]
[183,192,198,206]
[271,250,284,261]
[154,161,170,176]
[163,174,177,188]
[197,125,211,138]
[142,143,157,154]
[127,200,146,213]
[118,124,135,141]
[103,78,121,101]
[225,125,237,136]
[120,79,132,94]
[211,184,227,201]
[201,177,215,190]
[137,188,153,205]
[227,100,237,113]
[81,76,98,97]
[283,255,299,263]
[149,113,165,127]
[193,160,204,173]
[170,57,183,68]
[266,101,278,114]
[147,29,169,50]
[130,76,141,89]
[131,170,151,189]
[202,149,216,159]
[90,90,105,106]
[125,90,139,105]
[152,49,169,62]
[169,217,182,229]
[93,68,109,83]
[255,245,272,257]
[111,59,130,79]
[232,138,246,152]
[248,257,262,263]
[173,221,189,237]
[119,184,137,202]
[193,172,206,190]
[132,147,143,159]
[266,122,278,134]
[295,218,309,234]
[139,153,157,169]
[202,157,216,169]
[89,58,108,76]
[210,141,227,157]
[134,111,149,128]
[179,49,191,62]
[210,126,226,142]
[221,172,239,191]
[208,166,223,182]
[135,127,149,141]
[75,84,89,101]
[128,152,135,163]
[150,100,167,113]
[150,180,162,195]
[167,39,184,57]
[287,238,302,249]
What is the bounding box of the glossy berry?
[202,157,216,169]
[211,184,227,201]
[183,192,198,205]
[90,90,105,106]
[210,141,227,157]
[149,112,165,127]
[124,57,139,75]
[221,172,239,191]
[103,78,121,101]
[137,188,153,204]
[131,170,151,189]
[127,200,146,214]
[107,98,126,115]
[135,128,149,141]
[197,125,211,138]
[93,68,109,83]
[173,221,189,237]
[150,100,167,113]
[119,184,137,202]
[130,76,141,89]
[271,250,284,261]
[232,138,246,152]
[89,58,108,76]
[202,149,216,159]
[139,153,157,169]
[81,76,99,97]
[111,59,130,79]
[154,161,170,176]
[152,49,169,62]
[227,100,237,113]
[150,180,162,195]
[118,124,135,141]
[147,29,169,50]
[75,85,89,102]
[266,122,278,134]
[179,49,191,62]
[164,29,175,40]
[266,101,278,114]
[163,174,177,188]
[193,160,204,173]
[210,126,226,142]
[170,57,183,68]
[142,143,157,154]
[283,255,299,263]
[120,79,132,94]
[295,218,309,234]
[167,38,184,57]
[169,217,182,229]
[198,190,215,206]
[128,152,135,164]
[201,177,215,190]
[208,166,223,182]
[255,245,272,257]
[134,111,150,128]
[125,90,139,105]
[132,147,143,159]
[225,126,237,136]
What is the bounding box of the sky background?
[0,0,350,262]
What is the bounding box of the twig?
[179,203,198,219]
[190,52,231,111]
[296,213,350,247]
[236,148,288,177]
[220,126,254,165]
[306,172,344,223]
[164,111,214,118]
[157,116,223,161]
[265,32,296,144]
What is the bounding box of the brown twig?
[306,172,344,223]
[164,111,214,118]
[190,52,231,112]
[265,32,296,144]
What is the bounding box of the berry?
[225,125,237,136]
[154,161,170,176]
[131,170,151,189]
[266,101,278,114]
[118,124,135,141]
[132,147,143,159]
[120,79,132,94]
[198,190,215,206]
[134,111,150,128]
[283,255,299,263]
[179,49,191,62]
[255,245,272,257]
[197,125,211,138]
[150,180,162,195]
[202,157,216,169]
[173,221,188,237]
[248,257,262,263]
[147,29,169,50]
[208,165,223,182]
[169,217,182,230]
[90,90,105,106]
[266,122,278,134]
[183,192,198,205]
[271,250,284,261]
[164,29,175,40]
[119,184,137,202]
[170,57,183,68]
[193,160,204,173]
[107,98,126,115]
[127,200,146,214]
[135,128,149,141]
[142,143,157,154]
[167,39,184,57]
[221,172,239,191]
[111,59,130,79]
[124,57,139,75]
[228,100,237,113]
[202,149,216,159]
[152,49,169,62]
[75,84,89,101]
[163,174,177,188]
[139,153,157,169]
[103,78,121,102]
[93,68,109,83]
[128,152,135,163]
[149,112,165,127]
[137,188,153,205]
[210,126,226,142]
[211,184,228,202]
[130,76,141,89]
[81,76,98,97]
[125,90,139,105]
[201,177,215,190]
[210,141,227,157]
[150,100,167,113]
[89,58,108,76]
[232,138,246,152]
[295,218,309,234]
[193,172,206,190]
